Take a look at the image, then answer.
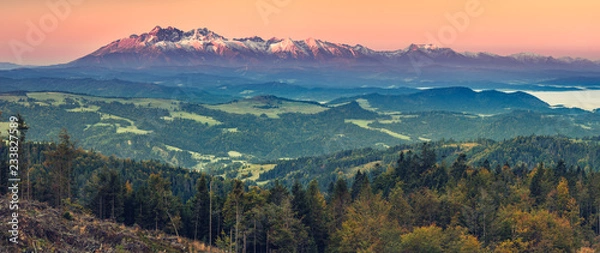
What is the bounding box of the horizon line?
[6,25,600,66]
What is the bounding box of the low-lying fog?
[526,90,600,111]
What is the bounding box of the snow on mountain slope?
[72,26,600,70]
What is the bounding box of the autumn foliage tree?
[9,134,600,252]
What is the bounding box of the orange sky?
[1,0,599,65]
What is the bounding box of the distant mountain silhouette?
[329,87,551,114]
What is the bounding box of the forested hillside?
[0,77,232,104]
[260,136,600,189]
[1,91,599,171]
[3,129,600,252]
[0,92,401,168]
[328,87,552,114]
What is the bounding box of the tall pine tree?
[43,128,75,208]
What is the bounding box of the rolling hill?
[0,89,598,170]
[258,135,600,188]
[328,87,552,114]
[0,77,232,104]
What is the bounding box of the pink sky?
[1,0,599,65]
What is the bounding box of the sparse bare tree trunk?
[44,129,74,210]
[243,233,246,253]
[155,210,159,231]
[98,196,102,219]
[194,201,200,240]
[236,202,240,253]
[165,207,180,237]
[26,168,31,201]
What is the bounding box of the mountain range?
[0,62,25,70]
[71,26,600,71]
[2,26,599,90]
[328,87,554,114]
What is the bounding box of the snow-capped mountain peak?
[75,26,600,70]
[510,52,546,61]
[407,43,439,51]
[269,37,307,56]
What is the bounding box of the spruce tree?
[43,128,75,208]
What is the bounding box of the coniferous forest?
[3,3,600,251]
[2,116,600,252]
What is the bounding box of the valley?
[1,88,599,175]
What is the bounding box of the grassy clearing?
[127,98,179,111]
[22,92,312,128]
[377,115,402,124]
[460,142,480,150]
[20,92,175,135]
[0,95,27,104]
[207,100,328,119]
[66,105,101,112]
[162,111,221,126]
[397,114,419,118]
[165,145,183,152]
[228,151,243,158]
[355,98,378,111]
[165,145,236,171]
[345,119,373,128]
[100,113,133,123]
[239,164,277,183]
[346,161,384,177]
[4,92,179,114]
[116,127,152,135]
[222,128,239,133]
[345,119,411,140]
[26,92,71,106]
[443,142,481,151]
[25,92,180,110]
[89,113,152,135]
[0,122,10,139]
